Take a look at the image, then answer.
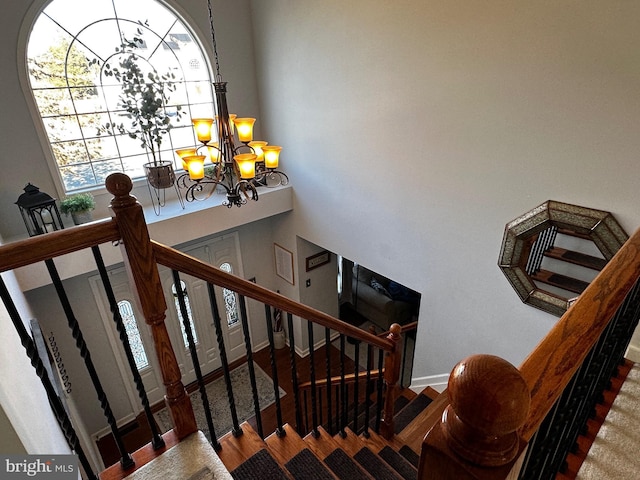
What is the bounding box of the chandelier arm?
[182,176,232,202]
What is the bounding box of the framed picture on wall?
[306,250,331,271]
[274,243,295,285]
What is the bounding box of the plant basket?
[71,211,93,225]
[273,330,286,349]
[144,161,176,189]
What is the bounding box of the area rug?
[154,363,286,441]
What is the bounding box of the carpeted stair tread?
[324,448,371,480]
[378,446,417,480]
[285,448,336,480]
[394,394,432,434]
[394,395,411,414]
[354,446,402,480]
[398,445,419,468]
[365,395,407,431]
[230,448,289,480]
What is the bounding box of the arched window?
[172,280,199,348]
[117,300,149,370]
[26,0,215,193]
[219,262,239,327]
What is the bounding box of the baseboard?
[409,373,449,394]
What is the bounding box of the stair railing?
[108,174,405,466]
[419,226,640,480]
[0,172,406,480]
[0,173,406,479]
[294,321,417,438]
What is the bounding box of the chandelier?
[175,0,288,207]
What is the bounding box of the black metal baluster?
[520,279,640,480]
[400,333,408,388]
[352,340,360,433]
[172,270,220,449]
[526,226,558,275]
[324,327,333,435]
[206,283,242,437]
[238,295,263,437]
[0,278,98,480]
[264,304,285,437]
[335,385,340,434]
[363,343,373,438]
[339,334,347,437]
[303,390,309,434]
[45,258,134,469]
[92,247,165,450]
[286,313,303,435]
[374,348,384,433]
[307,320,319,437]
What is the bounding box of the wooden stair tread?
[397,388,449,454]
[265,424,309,465]
[556,228,593,241]
[217,422,267,472]
[304,426,342,460]
[531,269,589,294]
[359,429,390,453]
[333,427,366,457]
[422,386,441,401]
[544,247,606,271]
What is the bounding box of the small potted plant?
[95,29,182,190]
[60,192,95,225]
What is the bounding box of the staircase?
[218,386,442,480]
[5,173,640,480]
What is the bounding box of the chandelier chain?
[206,0,222,80]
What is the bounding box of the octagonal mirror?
[498,201,628,316]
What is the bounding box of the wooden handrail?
[297,369,383,390]
[420,226,640,479]
[518,227,640,440]
[377,320,418,337]
[152,241,395,352]
[0,219,119,272]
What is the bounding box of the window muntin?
[27,0,215,193]
[219,262,239,327]
[117,300,149,371]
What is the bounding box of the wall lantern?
[15,183,65,236]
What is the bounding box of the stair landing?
[123,431,231,480]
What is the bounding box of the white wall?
[249,0,640,378]
[0,267,71,455]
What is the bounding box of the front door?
[91,231,248,410]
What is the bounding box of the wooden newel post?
[380,323,402,439]
[106,173,197,439]
[419,354,530,480]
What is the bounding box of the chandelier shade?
[174,0,289,208]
